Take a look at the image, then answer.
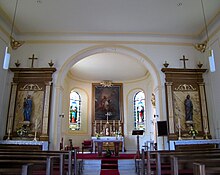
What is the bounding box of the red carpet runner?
[100,169,120,175]
[77,153,135,175]
[100,159,120,175]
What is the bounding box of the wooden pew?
[0,163,33,175]
[141,148,220,175]
[193,160,220,175]
[0,156,56,175]
[170,153,220,175]
[0,149,77,175]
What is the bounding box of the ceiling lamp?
[3,0,24,70]
[100,80,113,87]
[10,0,24,50]
[194,0,209,53]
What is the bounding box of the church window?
[69,91,81,130]
[134,91,146,130]
[209,49,216,72]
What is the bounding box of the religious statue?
[23,95,32,122]
[184,95,193,122]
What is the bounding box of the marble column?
[166,82,174,134]
[198,83,209,132]
[40,81,52,140]
[7,83,18,132]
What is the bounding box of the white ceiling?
[0,0,220,81]
[70,53,148,82]
[0,0,220,37]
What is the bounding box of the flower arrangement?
[188,126,198,138]
[95,132,100,139]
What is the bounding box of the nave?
[81,159,137,175]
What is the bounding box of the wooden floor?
[81,159,137,175]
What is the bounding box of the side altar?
[169,139,220,150]
[0,140,48,150]
[5,67,56,142]
[161,57,210,140]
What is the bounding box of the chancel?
[0,0,220,174]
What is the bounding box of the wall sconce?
[59,113,65,118]
[163,61,169,68]
[197,61,203,68]
[48,60,54,67]
[15,60,20,67]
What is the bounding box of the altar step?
[101,159,118,169]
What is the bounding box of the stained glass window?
[134,91,146,130]
[69,91,81,130]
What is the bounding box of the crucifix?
[105,112,112,123]
[29,54,38,68]
[180,55,188,69]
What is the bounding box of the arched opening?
[52,45,162,150]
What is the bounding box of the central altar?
[91,136,124,153]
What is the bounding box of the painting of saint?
[93,84,123,120]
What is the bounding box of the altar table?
[91,136,124,153]
[169,139,220,150]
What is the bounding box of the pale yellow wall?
[59,71,154,151]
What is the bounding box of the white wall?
[1,29,220,150]
[0,34,13,139]
[203,30,220,139]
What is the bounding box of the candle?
[178,117,181,129]
[35,118,38,131]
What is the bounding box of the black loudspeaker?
[157,121,168,136]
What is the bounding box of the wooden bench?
[170,153,220,175]
[140,148,220,175]
[0,149,78,175]
[193,160,220,175]
[0,155,57,175]
[0,147,83,174]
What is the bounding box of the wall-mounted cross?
[180,55,188,69]
[29,54,38,68]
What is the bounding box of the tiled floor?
[81,159,138,175]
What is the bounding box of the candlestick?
[35,118,38,131]
[7,128,11,140]
[178,117,180,128]
[100,120,102,131]
[33,118,38,141]
[178,117,182,140]
[33,130,37,141]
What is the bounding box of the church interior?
[0,0,220,174]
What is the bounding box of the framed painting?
[92,83,123,121]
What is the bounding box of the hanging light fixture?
[10,0,24,50]
[3,0,24,70]
[194,0,209,53]
[100,80,113,87]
